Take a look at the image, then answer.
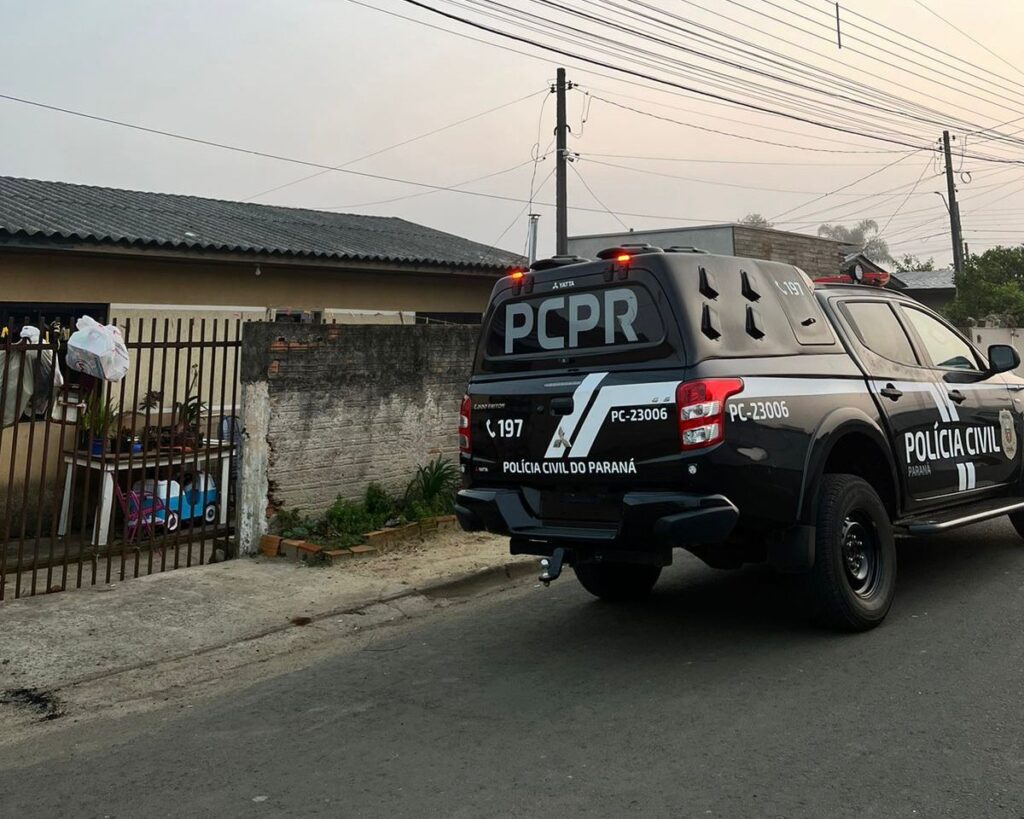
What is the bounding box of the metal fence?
[0,316,242,600]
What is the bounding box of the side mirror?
[988,344,1020,375]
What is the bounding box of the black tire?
[203,503,218,524]
[573,560,661,602]
[1008,510,1024,540]
[805,474,896,631]
[164,512,180,533]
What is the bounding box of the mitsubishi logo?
[553,426,572,451]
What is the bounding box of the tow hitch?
[539,547,566,586]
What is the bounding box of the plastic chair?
[113,481,168,544]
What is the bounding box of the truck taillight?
[459,394,472,454]
[677,378,743,451]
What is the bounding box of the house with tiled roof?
[0,175,523,330]
[888,268,956,312]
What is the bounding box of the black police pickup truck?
[455,246,1024,630]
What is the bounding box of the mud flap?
[766,524,816,573]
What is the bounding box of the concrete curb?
[61,556,538,692]
[418,558,538,599]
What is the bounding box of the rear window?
[478,281,678,373]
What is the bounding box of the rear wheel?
[805,474,896,631]
[164,512,180,533]
[573,560,661,602]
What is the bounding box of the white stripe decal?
[941,386,961,422]
[544,372,607,458]
[741,377,869,398]
[925,382,952,423]
[956,463,967,492]
[568,381,678,458]
[966,462,977,490]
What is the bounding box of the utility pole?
[554,68,571,256]
[942,130,965,275]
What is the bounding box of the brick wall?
[236,323,478,551]
[732,226,843,279]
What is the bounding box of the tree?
[818,219,893,264]
[945,245,1024,327]
[893,254,935,273]
[738,213,773,228]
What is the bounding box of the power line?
[577,154,937,198]
[581,0,1005,143]
[769,151,926,221]
[241,89,545,201]
[586,94,901,154]
[394,0,1004,157]
[492,0,957,141]
[879,161,933,237]
[0,90,725,222]
[753,0,1024,133]
[569,161,629,231]
[581,87,908,152]
[670,0,1017,140]
[317,157,541,209]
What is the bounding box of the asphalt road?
[3,519,1024,818]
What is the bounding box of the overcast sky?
[2,0,1022,264]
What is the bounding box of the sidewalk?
[0,530,535,740]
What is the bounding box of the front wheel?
[573,560,661,602]
[1007,509,1024,540]
[805,474,896,631]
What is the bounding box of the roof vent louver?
[664,245,708,254]
[745,305,765,340]
[530,255,588,271]
[699,266,719,299]
[740,270,760,302]
[701,304,721,340]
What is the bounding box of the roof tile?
[0,176,524,271]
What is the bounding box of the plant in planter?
[172,395,207,449]
[403,456,459,518]
[80,395,118,455]
[170,367,207,449]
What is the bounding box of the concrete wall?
[567,225,843,279]
[731,226,843,279]
[965,327,1024,375]
[568,226,734,258]
[236,323,479,553]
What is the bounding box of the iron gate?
[0,316,242,600]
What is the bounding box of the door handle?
[948,390,967,404]
[550,397,574,416]
[879,384,903,401]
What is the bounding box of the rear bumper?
[455,488,738,550]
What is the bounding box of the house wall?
[236,322,479,553]
[731,226,842,279]
[901,288,955,313]
[0,248,497,316]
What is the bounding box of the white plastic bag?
[66,316,130,382]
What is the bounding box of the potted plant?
[171,367,207,450]
[80,396,117,456]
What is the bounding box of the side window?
[840,301,919,366]
[901,307,979,371]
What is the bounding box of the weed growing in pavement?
[273,456,459,549]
